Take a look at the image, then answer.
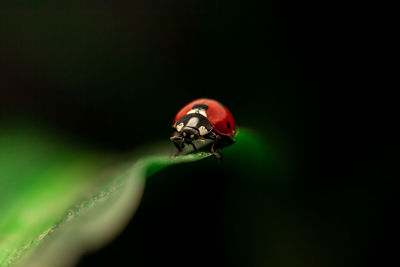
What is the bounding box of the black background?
[0,1,396,266]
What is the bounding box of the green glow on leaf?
[0,123,268,267]
[0,125,211,267]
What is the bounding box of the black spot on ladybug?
[227,121,231,129]
[193,104,208,110]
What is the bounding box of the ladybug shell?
[173,98,236,136]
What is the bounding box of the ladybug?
[170,98,236,158]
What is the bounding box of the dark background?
[0,1,396,266]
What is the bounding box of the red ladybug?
[170,98,236,158]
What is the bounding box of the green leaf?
[0,124,211,267]
[0,123,268,267]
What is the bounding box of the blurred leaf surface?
[0,124,211,267]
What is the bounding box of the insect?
[170,98,236,159]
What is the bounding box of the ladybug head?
[173,113,213,144]
[170,125,199,146]
[181,126,199,142]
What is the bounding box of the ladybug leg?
[190,142,199,153]
[172,142,184,157]
[211,141,223,160]
[172,140,184,154]
[209,133,223,160]
[170,132,184,156]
